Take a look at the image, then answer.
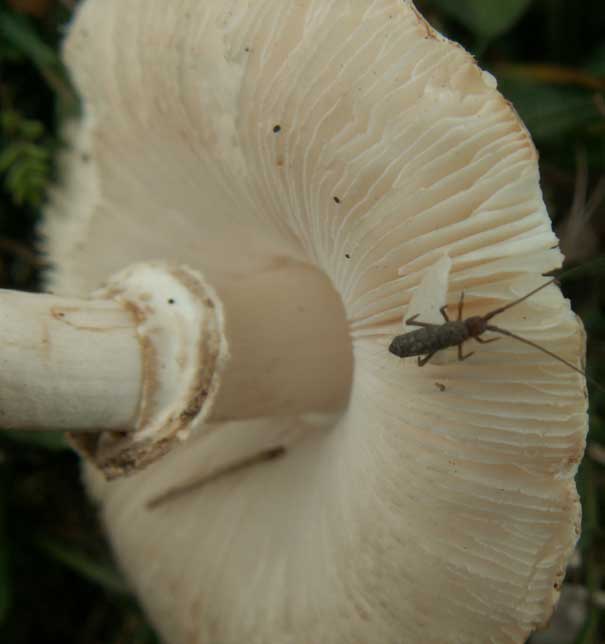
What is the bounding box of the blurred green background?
[0,0,603,642]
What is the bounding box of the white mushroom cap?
[44,1,587,642]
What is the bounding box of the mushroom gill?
[44,1,587,642]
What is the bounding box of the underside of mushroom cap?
[45,1,587,643]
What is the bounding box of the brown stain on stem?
[50,306,133,332]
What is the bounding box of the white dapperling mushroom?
[0,1,588,642]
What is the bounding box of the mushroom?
[0,0,587,642]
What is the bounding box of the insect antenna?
[485,323,604,392]
[483,279,557,322]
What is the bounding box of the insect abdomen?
[389,321,469,358]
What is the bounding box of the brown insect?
[389,278,586,378]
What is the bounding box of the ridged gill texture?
[44,1,587,643]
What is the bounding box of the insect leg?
[407,320,435,328]
[418,352,436,366]
[439,305,450,322]
[406,315,435,328]
[457,343,474,361]
[457,292,465,321]
[475,336,500,344]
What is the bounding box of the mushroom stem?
[208,259,353,421]
[0,289,142,432]
[0,259,352,476]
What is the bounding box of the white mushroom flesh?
[44,1,587,642]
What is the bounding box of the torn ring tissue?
[402,253,455,365]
